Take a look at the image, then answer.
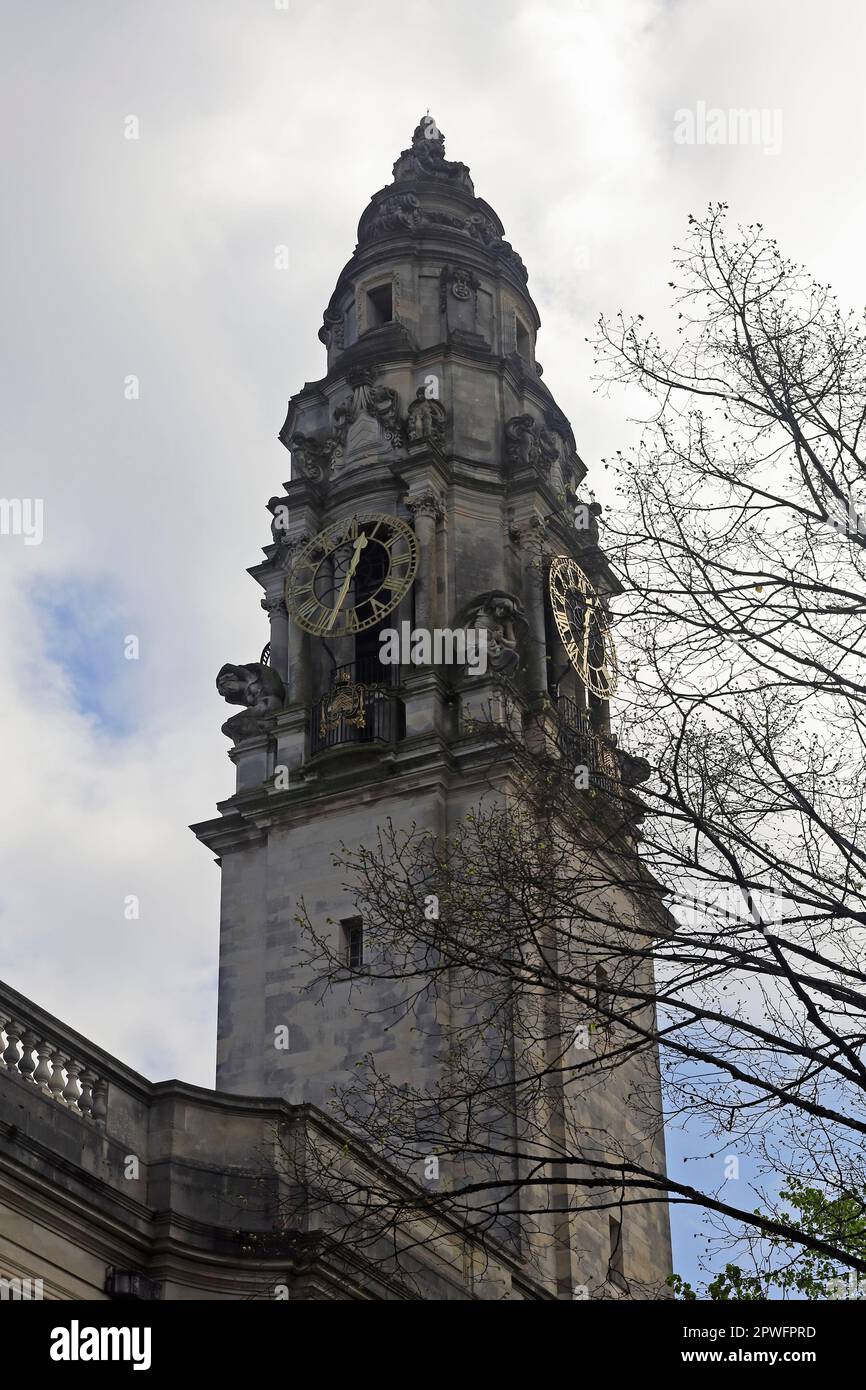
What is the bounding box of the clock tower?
[193,118,671,1297]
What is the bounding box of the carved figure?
[406,388,447,446]
[457,591,527,676]
[216,662,285,741]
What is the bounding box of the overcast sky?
[2,0,865,1286]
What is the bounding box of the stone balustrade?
[0,1011,107,1126]
[0,974,550,1300]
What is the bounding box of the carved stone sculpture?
[456,591,528,677]
[365,193,425,240]
[572,498,603,547]
[464,212,500,247]
[321,404,349,476]
[391,118,474,190]
[505,416,565,477]
[345,368,402,449]
[289,433,325,483]
[439,264,480,311]
[367,383,401,434]
[505,415,539,468]
[216,662,285,742]
[537,428,561,474]
[406,388,447,447]
[267,496,290,545]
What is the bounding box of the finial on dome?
[413,113,443,145]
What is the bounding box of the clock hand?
[325,532,368,630]
[580,603,593,668]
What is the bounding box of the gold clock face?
[285,512,418,637]
[548,556,618,699]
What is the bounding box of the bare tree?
[275,207,866,1297]
[593,202,866,1287]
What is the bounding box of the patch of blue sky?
[30,575,142,738]
[663,1055,789,1296]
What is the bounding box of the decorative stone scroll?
[318,306,345,350]
[279,397,357,492]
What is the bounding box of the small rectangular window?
[515,315,531,359]
[609,1215,626,1287]
[367,283,393,327]
[342,918,364,970]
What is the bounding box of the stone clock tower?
[192,118,672,1298]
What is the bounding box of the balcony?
[310,659,405,757]
[553,695,620,796]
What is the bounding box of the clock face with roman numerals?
[285,512,418,638]
[548,555,618,699]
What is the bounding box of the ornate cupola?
[219,115,623,791]
[312,113,533,375]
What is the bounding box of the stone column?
[511,513,548,698]
[261,596,289,685]
[284,534,311,706]
[407,489,444,635]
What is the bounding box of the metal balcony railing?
[309,660,404,756]
[553,695,620,795]
[333,654,400,689]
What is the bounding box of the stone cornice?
[198,743,519,841]
[189,807,268,856]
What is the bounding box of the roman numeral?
[296,596,321,622]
